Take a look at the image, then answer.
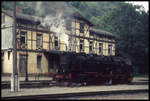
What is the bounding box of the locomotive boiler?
[53,52,133,85]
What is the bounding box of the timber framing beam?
[69,34,115,44]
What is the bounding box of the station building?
[1,9,117,76]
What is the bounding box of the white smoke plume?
[34,2,76,51]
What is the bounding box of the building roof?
[2,10,94,27]
[71,12,94,26]
[2,10,118,38]
[63,12,94,26]
[2,10,41,24]
[90,27,118,38]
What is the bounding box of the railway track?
[2,89,148,100]
[1,79,148,89]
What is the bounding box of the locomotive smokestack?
[16,6,22,13]
[56,9,63,18]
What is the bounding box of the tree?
[98,3,149,74]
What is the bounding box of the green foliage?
[2,2,13,10]
[98,3,149,74]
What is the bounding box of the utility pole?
[25,44,28,81]
[11,2,20,92]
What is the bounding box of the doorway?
[46,53,60,73]
[19,55,27,74]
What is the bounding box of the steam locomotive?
[53,52,133,85]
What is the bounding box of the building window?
[37,56,42,69]
[66,20,71,30]
[108,44,112,55]
[80,23,84,33]
[8,51,11,60]
[20,31,27,48]
[89,41,93,53]
[80,40,84,52]
[89,32,94,37]
[55,36,59,49]
[2,14,5,24]
[1,52,4,61]
[1,52,4,73]
[19,55,27,73]
[36,34,42,48]
[99,43,103,55]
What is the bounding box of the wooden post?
[25,24,28,81]
[11,2,20,92]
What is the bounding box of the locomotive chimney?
[56,9,63,18]
[16,6,22,13]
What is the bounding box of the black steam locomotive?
[53,52,133,85]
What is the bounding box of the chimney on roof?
[16,6,22,13]
[56,9,63,18]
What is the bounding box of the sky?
[126,1,149,12]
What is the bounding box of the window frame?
[89,41,93,53]
[80,23,84,33]
[99,43,103,55]
[37,55,42,69]
[19,55,27,73]
[2,13,5,24]
[80,39,84,52]
[20,31,27,48]
[8,51,11,60]
[54,36,59,49]
[36,33,42,48]
[108,44,112,55]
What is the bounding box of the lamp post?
[11,2,20,92]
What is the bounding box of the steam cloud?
[34,2,76,51]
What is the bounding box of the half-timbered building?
[1,10,117,76]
